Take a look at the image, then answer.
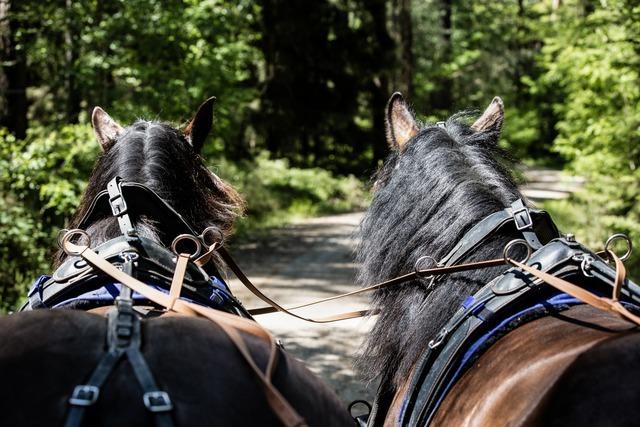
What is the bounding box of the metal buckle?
[572,253,595,278]
[69,385,100,406]
[428,328,448,349]
[143,391,173,412]
[512,206,533,231]
[109,193,128,216]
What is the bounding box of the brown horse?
[355,94,640,426]
[0,99,354,427]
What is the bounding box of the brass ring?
[604,233,632,261]
[171,234,202,259]
[60,229,91,256]
[503,239,532,265]
[199,226,224,248]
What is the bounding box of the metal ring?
[604,233,632,261]
[348,400,372,418]
[56,228,70,250]
[171,234,202,259]
[60,229,91,256]
[414,256,437,276]
[503,239,532,265]
[199,226,224,248]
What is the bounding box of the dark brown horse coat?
[432,306,640,426]
[0,309,353,426]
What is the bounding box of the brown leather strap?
[218,247,375,323]
[243,252,505,319]
[168,253,189,310]
[508,251,640,326]
[66,241,307,427]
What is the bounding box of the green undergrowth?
[0,126,368,312]
[213,153,369,239]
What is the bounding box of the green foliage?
[0,125,97,310]
[14,0,261,154]
[0,127,366,311]
[213,153,369,234]
[535,0,640,277]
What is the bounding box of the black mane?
[355,113,526,389]
[54,120,244,267]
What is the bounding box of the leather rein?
[50,177,638,427]
[68,178,639,327]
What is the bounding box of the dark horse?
[356,94,640,426]
[0,99,353,426]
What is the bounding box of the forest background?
[1,0,639,310]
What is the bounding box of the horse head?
[54,98,244,267]
[356,94,526,390]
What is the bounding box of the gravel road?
[226,212,378,406]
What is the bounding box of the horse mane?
[355,113,526,389]
[54,120,244,268]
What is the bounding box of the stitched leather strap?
[168,254,189,310]
[218,247,372,322]
[246,255,506,317]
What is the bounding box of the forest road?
[227,212,376,406]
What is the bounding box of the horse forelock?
[54,120,244,267]
[355,113,523,389]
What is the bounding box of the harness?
[362,200,639,427]
[21,174,638,427]
[22,176,309,427]
[23,235,248,317]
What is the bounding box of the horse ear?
[91,107,124,151]
[385,92,419,151]
[471,96,504,133]
[184,96,216,153]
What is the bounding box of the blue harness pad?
[28,275,235,310]
[399,293,583,419]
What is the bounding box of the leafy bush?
[212,152,368,234]
[0,125,97,311]
[534,1,640,280]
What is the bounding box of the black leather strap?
[78,180,198,239]
[510,199,542,250]
[107,177,135,236]
[64,296,174,427]
[399,238,640,426]
[439,198,556,268]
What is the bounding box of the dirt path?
[226,212,377,405]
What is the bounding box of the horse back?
[0,309,352,426]
[431,305,640,427]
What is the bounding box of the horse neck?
[357,185,524,391]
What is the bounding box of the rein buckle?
[69,385,100,407]
[143,391,173,412]
[512,206,533,231]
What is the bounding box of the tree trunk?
[431,0,453,113]
[0,0,28,139]
[367,0,395,166]
[64,0,81,123]
[394,0,414,98]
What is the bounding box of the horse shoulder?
[432,305,639,427]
